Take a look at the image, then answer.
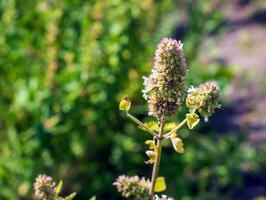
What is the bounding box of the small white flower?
[187,85,195,93]
[143,76,149,86]
[142,89,148,100]
[155,194,174,200]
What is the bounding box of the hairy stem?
[126,112,159,138]
[149,119,165,198]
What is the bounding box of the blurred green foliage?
[0,0,263,199]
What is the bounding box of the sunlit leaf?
[164,122,178,132]
[90,196,96,200]
[171,137,184,153]
[186,113,200,129]
[145,140,156,150]
[142,121,158,131]
[141,121,178,132]
[65,192,77,200]
[154,177,167,192]
[55,180,63,194]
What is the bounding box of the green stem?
[164,118,187,138]
[149,119,165,198]
[126,112,159,138]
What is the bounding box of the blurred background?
[0,0,266,199]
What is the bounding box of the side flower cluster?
[33,174,77,200]
[34,174,56,200]
[143,38,187,121]
[186,81,220,120]
[113,175,150,200]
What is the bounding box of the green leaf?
[65,192,77,200]
[142,121,158,131]
[55,180,63,195]
[154,177,167,192]
[145,140,156,150]
[164,122,178,132]
[186,113,200,129]
[171,137,185,153]
[141,121,178,132]
[90,196,96,200]
[119,97,131,111]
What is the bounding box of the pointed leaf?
[90,196,96,200]
[164,122,178,132]
[65,192,77,200]
[186,113,200,129]
[154,177,167,192]
[145,140,156,150]
[55,180,63,194]
[142,121,158,131]
[171,137,184,153]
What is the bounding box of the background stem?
[149,119,165,198]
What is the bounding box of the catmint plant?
[116,37,220,199]
[32,38,220,200]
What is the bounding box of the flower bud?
[143,38,188,121]
[119,96,131,111]
[145,150,157,164]
[145,140,157,164]
[186,81,220,120]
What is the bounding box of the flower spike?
[143,38,188,121]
